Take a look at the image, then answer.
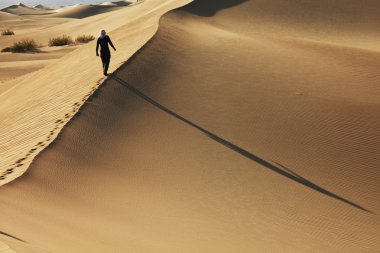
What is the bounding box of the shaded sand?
[49,4,123,19]
[0,11,23,21]
[0,0,379,252]
[0,0,191,185]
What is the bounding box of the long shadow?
[111,75,371,213]
[179,0,248,17]
[0,230,26,243]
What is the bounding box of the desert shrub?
[1,47,12,52]
[11,39,38,52]
[1,29,15,36]
[75,34,95,44]
[48,35,73,46]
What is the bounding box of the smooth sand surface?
[0,12,23,21]
[48,4,123,18]
[0,0,379,252]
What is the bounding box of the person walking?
[96,30,116,76]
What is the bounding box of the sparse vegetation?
[1,29,15,36]
[1,47,12,53]
[5,39,39,53]
[48,35,73,47]
[75,34,95,44]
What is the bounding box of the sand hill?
[0,11,23,20]
[0,1,138,83]
[0,0,379,252]
[33,4,52,10]
[49,4,121,18]
[0,3,53,15]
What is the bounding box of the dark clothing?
[96,35,114,54]
[101,52,111,76]
[96,35,115,75]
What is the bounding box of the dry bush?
[1,47,12,52]
[48,35,73,46]
[10,39,38,53]
[75,34,95,44]
[1,29,15,36]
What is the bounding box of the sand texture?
[0,0,379,252]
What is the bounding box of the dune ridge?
[0,3,53,15]
[0,0,379,252]
[0,0,191,186]
[49,4,123,19]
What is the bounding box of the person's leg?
[104,54,111,75]
[100,53,107,72]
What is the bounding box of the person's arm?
[108,36,116,51]
[96,39,100,56]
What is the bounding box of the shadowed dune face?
[181,0,380,49]
[0,0,379,252]
[181,0,247,16]
[49,5,121,18]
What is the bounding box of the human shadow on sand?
[111,75,370,213]
[180,0,248,17]
[0,230,26,243]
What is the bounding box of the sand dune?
[49,4,122,19]
[0,0,379,252]
[0,11,23,20]
[0,3,53,16]
[33,5,52,10]
[113,0,134,6]
[0,0,191,183]
[0,2,140,83]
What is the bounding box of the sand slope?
[0,11,23,20]
[0,0,379,252]
[0,1,143,83]
[49,4,122,19]
[0,3,53,16]
[0,0,191,187]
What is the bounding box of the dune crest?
[0,0,379,252]
[49,4,122,18]
[0,3,53,15]
[0,0,191,186]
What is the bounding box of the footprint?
[15,158,25,164]
[35,141,44,147]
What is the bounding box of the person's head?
[101,30,106,37]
